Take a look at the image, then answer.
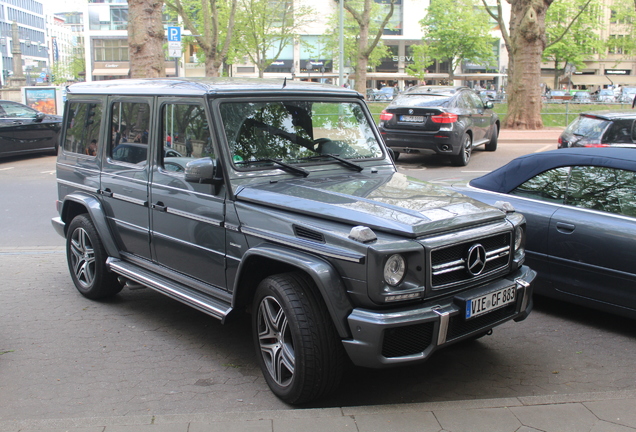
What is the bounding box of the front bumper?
[342,266,535,368]
[51,216,65,238]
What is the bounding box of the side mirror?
[184,157,223,192]
[484,101,494,109]
[34,112,46,122]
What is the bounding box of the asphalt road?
[1,148,635,422]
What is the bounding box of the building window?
[94,38,129,61]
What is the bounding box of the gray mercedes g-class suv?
[52,78,535,404]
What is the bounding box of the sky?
[44,0,88,14]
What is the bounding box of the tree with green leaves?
[405,44,433,81]
[165,0,238,77]
[233,0,313,78]
[320,0,393,90]
[420,0,496,81]
[336,0,396,94]
[128,0,165,78]
[543,0,603,90]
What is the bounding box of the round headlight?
[384,254,406,286]
[514,225,525,252]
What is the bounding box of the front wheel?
[252,272,344,404]
[66,214,122,299]
[485,125,498,151]
[452,133,472,166]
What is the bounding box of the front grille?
[446,303,516,341]
[381,322,435,358]
[431,233,511,288]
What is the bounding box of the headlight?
[384,254,406,286]
[514,225,526,253]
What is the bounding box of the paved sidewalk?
[499,127,564,144]
[2,390,635,432]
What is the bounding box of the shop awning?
[606,75,636,85]
[570,75,614,86]
[92,68,129,76]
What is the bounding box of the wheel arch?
[60,193,120,259]
[233,244,353,339]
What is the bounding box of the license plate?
[400,115,425,122]
[465,286,516,319]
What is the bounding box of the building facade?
[0,0,48,87]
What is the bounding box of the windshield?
[391,94,451,107]
[219,100,383,170]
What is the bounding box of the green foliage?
[420,0,496,78]
[320,0,392,72]
[543,0,604,83]
[233,0,314,77]
[405,44,433,80]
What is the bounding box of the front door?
[100,97,153,260]
[149,99,227,290]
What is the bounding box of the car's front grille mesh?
[431,233,511,288]
[381,322,435,358]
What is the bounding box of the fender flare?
[235,244,355,339]
[61,192,121,259]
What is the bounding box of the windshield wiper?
[300,154,363,172]
[235,158,309,177]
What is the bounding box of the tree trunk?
[354,23,370,94]
[128,0,165,79]
[505,0,552,129]
[205,57,221,77]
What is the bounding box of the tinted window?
[109,102,151,164]
[603,119,635,144]
[391,94,451,108]
[465,91,484,109]
[161,102,214,171]
[566,166,636,216]
[510,167,569,203]
[62,101,103,156]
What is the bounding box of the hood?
[235,172,505,238]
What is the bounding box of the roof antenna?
[282,77,287,88]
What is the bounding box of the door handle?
[152,202,168,212]
[555,222,575,234]
[101,188,113,198]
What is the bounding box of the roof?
[66,77,361,98]
[469,148,636,193]
[577,110,636,121]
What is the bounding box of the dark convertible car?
[378,86,499,166]
[0,100,62,158]
[452,148,636,319]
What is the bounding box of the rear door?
[550,165,636,311]
[100,97,153,260]
[149,98,227,291]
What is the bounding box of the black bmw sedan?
[378,86,500,166]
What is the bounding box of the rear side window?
[510,167,570,203]
[391,94,451,108]
[109,102,151,164]
[566,166,636,216]
[62,101,103,156]
[565,115,610,140]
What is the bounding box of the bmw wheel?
[452,133,472,166]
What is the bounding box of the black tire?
[66,214,122,299]
[452,133,472,166]
[485,125,498,151]
[252,272,344,404]
[392,150,400,161]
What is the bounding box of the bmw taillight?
[431,112,458,123]
[380,110,393,121]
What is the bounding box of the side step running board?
[107,258,232,322]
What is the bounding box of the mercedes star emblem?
[466,244,487,276]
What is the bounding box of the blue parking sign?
[167,26,181,42]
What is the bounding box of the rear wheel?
[452,133,472,166]
[252,272,344,404]
[485,125,498,151]
[66,214,122,299]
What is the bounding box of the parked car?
[368,86,397,101]
[596,89,616,103]
[545,90,572,102]
[478,90,497,103]
[619,87,636,103]
[558,111,636,148]
[52,78,534,404]
[451,148,636,319]
[378,85,500,166]
[0,99,62,158]
[571,90,592,103]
